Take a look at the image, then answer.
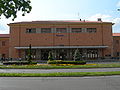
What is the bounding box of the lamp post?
[27,44,32,64]
[117,9,120,60]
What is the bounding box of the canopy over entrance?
[15,46,108,49]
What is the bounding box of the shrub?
[3,61,37,65]
[47,60,86,65]
[48,51,54,61]
[29,61,37,65]
[73,49,82,61]
[47,60,62,64]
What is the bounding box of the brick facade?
[113,33,120,58]
[7,20,114,60]
[0,34,9,59]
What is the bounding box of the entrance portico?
[15,46,108,60]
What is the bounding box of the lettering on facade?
[56,35,64,37]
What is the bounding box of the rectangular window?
[82,28,87,32]
[41,28,51,33]
[71,28,82,33]
[56,28,67,33]
[2,41,5,46]
[26,28,36,33]
[87,28,97,33]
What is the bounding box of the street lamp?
[27,44,32,64]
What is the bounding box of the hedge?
[47,60,86,65]
[3,61,37,65]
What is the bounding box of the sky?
[0,0,120,34]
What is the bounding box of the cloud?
[87,13,120,33]
[0,29,9,34]
[1,12,120,34]
[113,17,120,23]
[0,17,12,34]
[117,1,120,7]
[112,18,120,33]
[87,13,112,21]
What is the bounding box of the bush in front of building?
[3,61,37,65]
[47,60,62,64]
[47,60,86,65]
[73,49,82,61]
[48,51,54,61]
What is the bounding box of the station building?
[0,34,9,59]
[7,20,114,60]
[113,33,120,58]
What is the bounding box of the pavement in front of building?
[0,68,120,73]
[0,76,120,90]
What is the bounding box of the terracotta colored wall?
[9,26,20,58]
[113,36,120,57]
[69,24,103,46]
[9,22,113,58]
[0,37,9,58]
[102,24,113,57]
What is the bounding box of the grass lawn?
[0,63,120,69]
[0,71,120,77]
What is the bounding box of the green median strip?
[0,71,120,77]
[1,63,120,69]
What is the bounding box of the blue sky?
[0,0,120,33]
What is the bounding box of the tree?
[48,51,53,61]
[0,0,32,20]
[73,49,81,61]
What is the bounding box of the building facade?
[0,34,9,59]
[113,33,120,58]
[8,20,113,60]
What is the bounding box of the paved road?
[0,76,120,90]
[0,68,120,73]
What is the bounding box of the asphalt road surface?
[0,76,120,90]
[0,68,120,73]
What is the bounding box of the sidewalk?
[0,68,120,73]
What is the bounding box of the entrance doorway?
[41,50,50,60]
[56,49,67,60]
[86,49,98,59]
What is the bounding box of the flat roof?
[8,20,113,25]
[0,34,9,38]
[15,46,108,49]
[113,33,120,36]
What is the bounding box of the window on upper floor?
[25,28,97,34]
[41,28,51,33]
[56,28,67,33]
[71,28,82,33]
[26,28,36,33]
[87,28,97,33]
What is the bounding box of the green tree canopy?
[0,0,32,20]
[48,51,54,61]
[74,49,81,61]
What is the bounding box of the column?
[83,49,87,59]
[67,49,70,60]
[98,49,102,58]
